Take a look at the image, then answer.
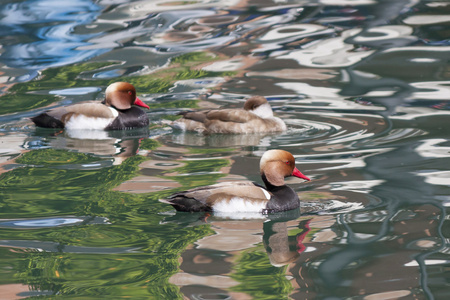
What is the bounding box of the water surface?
[0,0,449,299]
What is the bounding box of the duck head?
[244,96,274,119]
[104,82,150,110]
[260,149,310,186]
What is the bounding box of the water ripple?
[0,216,109,229]
[0,0,105,81]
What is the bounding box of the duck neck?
[261,173,278,191]
[262,174,300,212]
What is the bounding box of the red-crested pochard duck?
[171,96,287,134]
[160,150,310,214]
[31,82,150,130]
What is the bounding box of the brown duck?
[171,96,287,134]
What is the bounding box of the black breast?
[265,185,300,213]
[106,107,149,130]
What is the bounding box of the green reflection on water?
[0,150,146,218]
[0,148,217,298]
[16,149,99,166]
[172,159,229,175]
[163,159,230,190]
[231,246,293,299]
[139,139,160,150]
[0,49,240,298]
[0,52,234,115]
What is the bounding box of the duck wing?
[174,109,260,133]
[181,108,259,124]
[174,107,285,133]
[54,102,116,120]
[32,102,116,128]
[179,110,209,123]
[205,109,259,123]
[161,181,271,212]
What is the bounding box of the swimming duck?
[31,82,150,130]
[160,149,310,213]
[171,96,286,134]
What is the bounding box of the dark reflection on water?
[0,0,449,299]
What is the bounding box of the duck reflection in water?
[164,209,312,299]
[263,213,312,267]
[31,127,150,165]
[168,130,277,148]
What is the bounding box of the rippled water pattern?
[0,0,449,299]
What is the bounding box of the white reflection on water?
[411,81,450,100]
[65,129,117,141]
[405,259,450,266]
[259,24,334,42]
[202,58,249,72]
[415,171,450,186]
[0,216,109,228]
[11,218,83,227]
[351,25,415,43]
[329,180,385,193]
[49,87,101,96]
[0,240,139,254]
[415,139,450,158]
[102,0,241,18]
[0,134,28,164]
[278,84,385,111]
[403,15,450,25]
[363,128,426,146]
[277,28,374,68]
[295,148,392,170]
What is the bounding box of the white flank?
[213,197,266,213]
[251,103,274,119]
[65,115,115,130]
